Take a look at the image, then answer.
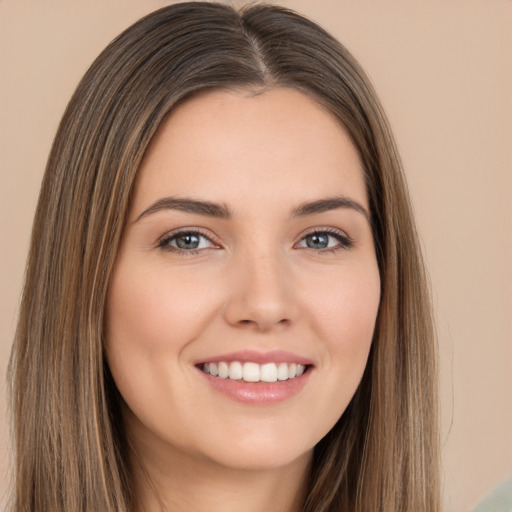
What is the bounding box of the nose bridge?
[223,241,298,331]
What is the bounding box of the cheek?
[306,258,380,394]
[311,259,380,339]
[276,258,380,450]
[104,260,224,442]
[104,261,213,411]
[106,262,215,355]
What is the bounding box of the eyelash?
[157,227,354,256]
[297,228,354,254]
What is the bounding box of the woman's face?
[106,88,380,473]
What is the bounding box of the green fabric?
[473,479,512,512]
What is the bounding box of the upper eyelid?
[158,228,220,248]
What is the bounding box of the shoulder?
[473,478,512,512]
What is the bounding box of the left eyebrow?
[134,194,370,223]
[291,196,370,221]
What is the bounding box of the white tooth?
[218,362,229,378]
[209,362,218,376]
[260,363,278,382]
[296,364,305,376]
[277,362,289,381]
[243,362,260,382]
[203,363,210,374]
[288,363,297,379]
[229,361,243,380]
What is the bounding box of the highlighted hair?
[9,3,440,511]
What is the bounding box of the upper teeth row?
[202,361,306,382]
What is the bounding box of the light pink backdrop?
[1,1,511,511]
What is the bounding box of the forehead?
[131,87,367,215]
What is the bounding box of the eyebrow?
[291,196,369,220]
[135,197,231,222]
[135,195,369,223]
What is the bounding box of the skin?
[106,88,381,512]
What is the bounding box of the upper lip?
[195,349,314,366]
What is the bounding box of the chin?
[188,424,317,472]
[202,442,313,472]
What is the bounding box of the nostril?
[236,317,291,331]
[236,319,254,327]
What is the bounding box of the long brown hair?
[8,3,440,511]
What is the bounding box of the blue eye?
[297,230,352,251]
[158,230,216,253]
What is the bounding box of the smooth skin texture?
[106,88,381,512]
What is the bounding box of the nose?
[223,249,299,332]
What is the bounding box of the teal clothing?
[473,479,512,512]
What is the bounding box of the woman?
[8,2,440,511]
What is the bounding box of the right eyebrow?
[134,197,231,223]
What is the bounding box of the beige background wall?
[1,1,510,511]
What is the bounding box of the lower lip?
[198,367,312,405]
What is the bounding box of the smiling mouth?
[198,361,310,383]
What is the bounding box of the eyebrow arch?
[135,194,369,223]
[135,197,231,222]
[291,196,370,220]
